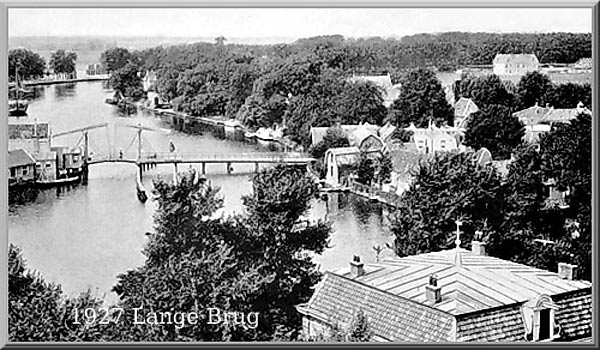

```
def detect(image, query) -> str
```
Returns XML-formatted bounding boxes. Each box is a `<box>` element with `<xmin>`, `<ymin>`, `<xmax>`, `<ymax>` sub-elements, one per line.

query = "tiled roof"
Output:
<box><xmin>493</xmin><ymin>54</ymin><xmax>539</xmax><ymax>65</ymax></box>
<box><xmin>8</xmin><ymin>149</ymin><xmax>36</xmax><ymax>168</ymax></box>
<box><xmin>301</xmin><ymin>272</ymin><xmax>455</xmax><ymax>342</ymax></box>
<box><xmin>457</xmin><ymin>304</ymin><xmax>525</xmax><ymax>342</ymax></box>
<box><xmin>513</xmin><ymin>105</ymin><xmax>589</xmax><ymax>125</ymax></box>
<box><xmin>554</xmin><ymin>290</ymin><xmax>592</xmax><ymax>340</ymax></box>
<box><xmin>513</xmin><ymin>105</ymin><xmax>552</xmax><ymax>125</ymax></box>
<box><xmin>331</xmin><ymin>248</ymin><xmax>591</xmax><ymax>316</ymax></box>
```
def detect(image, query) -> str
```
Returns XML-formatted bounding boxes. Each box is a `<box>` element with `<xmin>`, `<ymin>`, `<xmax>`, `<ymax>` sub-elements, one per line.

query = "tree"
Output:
<box><xmin>539</xmin><ymin>113</ymin><xmax>592</xmax><ymax>281</ymax></box>
<box><xmin>109</xmin><ymin>62</ymin><xmax>144</xmax><ymax>99</ymax></box>
<box><xmin>543</xmin><ymin>83</ymin><xmax>592</xmax><ymax>109</ymax></box>
<box><xmin>453</xmin><ymin>73</ymin><xmax>516</xmax><ymax>109</ymax></box>
<box><xmin>305</xmin><ymin>310</ymin><xmax>373</xmax><ymax>342</ymax></box>
<box><xmin>309</xmin><ymin>126</ymin><xmax>350</xmax><ymax>159</ymax></box>
<box><xmin>110</xmin><ymin>171</ymin><xmax>271</xmax><ymax>341</ymax></box>
<box><xmin>338</xmin><ymin>81</ymin><xmax>387</xmax><ymax>125</ymax></box>
<box><xmin>101</xmin><ymin>47</ymin><xmax>138</xmax><ymax>73</ymax></box>
<box><xmin>49</xmin><ymin>49</ymin><xmax>77</xmax><ymax>75</ymax></box>
<box><xmin>356</xmin><ymin>152</ymin><xmax>375</xmax><ymax>186</ymax></box>
<box><xmin>464</xmin><ymin>104</ymin><xmax>525</xmax><ymax>160</ymax></box>
<box><xmin>375</xmin><ymin>152</ymin><xmax>394</xmax><ymax>185</ymax></box>
<box><xmin>516</xmin><ymin>71</ymin><xmax>554</xmax><ymax>109</ymax></box>
<box><xmin>232</xmin><ymin>164</ymin><xmax>332</xmax><ymax>340</ymax></box>
<box><xmin>9</xmin><ymin>244</ymin><xmax>105</xmax><ymax>341</ymax></box>
<box><xmin>388</xmin><ymin>68</ymin><xmax>454</xmax><ymax>128</ymax></box>
<box><xmin>388</xmin><ymin>152</ymin><xmax>505</xmax><ymax>257</ymax></box>
<box><xmin>8</xmin><ymin>49</ymin><xmax>46</xmax><ymax>81</ymax></box>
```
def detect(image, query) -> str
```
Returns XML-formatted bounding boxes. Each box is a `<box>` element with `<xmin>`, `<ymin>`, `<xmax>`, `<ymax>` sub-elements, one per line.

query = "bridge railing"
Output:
<box><xmin>87</xmin><ymin>151</ymin><xmax>314</xmax><ymax>162</ymax></box>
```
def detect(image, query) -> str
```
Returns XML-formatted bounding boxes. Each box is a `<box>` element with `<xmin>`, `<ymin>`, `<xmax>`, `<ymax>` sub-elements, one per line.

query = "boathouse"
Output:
<box><xmin>298</xmin><ymin>238</ymin><xmax>591</xmax><ymax>342</ymax></box>
<box><xmin>8</xmin><ymin>149</ymin><xmax>36</xmax><ymax>185</ymax></box>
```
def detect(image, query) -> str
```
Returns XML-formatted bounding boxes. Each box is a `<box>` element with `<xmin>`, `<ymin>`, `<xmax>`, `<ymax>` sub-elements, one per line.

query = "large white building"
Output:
<box><xmin>492</xmin><ymin>54</ymin><xmax>539</xmax><ymax>76</ymax></box>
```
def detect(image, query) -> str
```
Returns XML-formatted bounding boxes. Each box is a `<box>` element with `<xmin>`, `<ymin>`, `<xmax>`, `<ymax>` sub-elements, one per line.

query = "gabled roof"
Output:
<box><xmin>299</xmin><ymin>272</ymin><xmax>455</xmax><ymax>342</ymax></box>
<box><xmin>512</xmin><ymin>105</ymin><xmax>552</xmax><ymax>125</ymax></box>
<box><xmin>454</xmin><ymin>97</ymin><xmax>479</xmax><ymax>120</ymax></box>
<box><xmin>329</xmin><ymin>248</ymin><xmax>590</xmax><ymax>316</ymax></box>
<box><xmin>513</xmin><ymin>104</ymin><xmax>590</xmax><ymax>125</ymax></box>
<box><xmin>493</xmin><ymin>54</ymin><xmax>539</xmax><ymax>65</ymax></box>
<box><xmin>379</xmin><ymin>122</ymin><xmax>397</xmax><ymax>141</ymax></box>
<box><xmin>325</xmin><ymin>146</ymin><xmax>360</xmax><ymax>166</ymax></box>
<box><xmin>8</xmin><ymin>149</ymin><xmax>36</xmax><ymax>168</ymax></box>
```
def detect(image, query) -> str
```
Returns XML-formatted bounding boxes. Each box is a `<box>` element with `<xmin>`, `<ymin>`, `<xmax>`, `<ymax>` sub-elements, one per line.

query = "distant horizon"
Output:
<box><xmin>9</xmin><ymin>8</ymin><xmax>592</xmax><ymax>40</ymax></box>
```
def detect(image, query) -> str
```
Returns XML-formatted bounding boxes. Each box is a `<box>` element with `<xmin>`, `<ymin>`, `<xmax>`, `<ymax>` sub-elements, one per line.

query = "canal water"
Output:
<box><xmin>8</xmin><ymin>81</ymin><xmax>395</xmax><ymax>303</ymax></box>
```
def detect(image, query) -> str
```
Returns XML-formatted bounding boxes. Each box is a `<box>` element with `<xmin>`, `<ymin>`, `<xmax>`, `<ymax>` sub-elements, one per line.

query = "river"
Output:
<box><xmin>8</xmin><ymin>81</ymin><xmax>395</xmax><ymax>303</ymax></box>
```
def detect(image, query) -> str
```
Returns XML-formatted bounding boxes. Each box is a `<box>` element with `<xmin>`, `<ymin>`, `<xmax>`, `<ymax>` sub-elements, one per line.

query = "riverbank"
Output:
<box><xmin>9</xmin><ymin>75</ymin><xmax>109</xmax><ymax>88</ymax></box>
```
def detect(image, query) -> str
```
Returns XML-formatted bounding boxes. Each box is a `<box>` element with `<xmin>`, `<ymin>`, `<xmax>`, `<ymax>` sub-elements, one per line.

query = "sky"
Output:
<box><xmin>9</xmin><ymin>8</ymin><xmax>593</xmax><ymax>42</ymax></box>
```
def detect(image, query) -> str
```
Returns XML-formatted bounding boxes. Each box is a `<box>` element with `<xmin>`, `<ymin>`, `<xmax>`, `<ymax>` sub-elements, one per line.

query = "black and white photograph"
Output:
<box><xmin>2</xmin><ymin>2</ymin><xmax>596</xmax><ymax>344</ymax></box>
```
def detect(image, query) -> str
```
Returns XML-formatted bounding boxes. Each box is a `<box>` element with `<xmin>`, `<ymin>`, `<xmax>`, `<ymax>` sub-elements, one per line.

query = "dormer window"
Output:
<box><xmin>522</xmin><ymin>295</ymin><xmax>560</xmax><ymax>342</ymax></box>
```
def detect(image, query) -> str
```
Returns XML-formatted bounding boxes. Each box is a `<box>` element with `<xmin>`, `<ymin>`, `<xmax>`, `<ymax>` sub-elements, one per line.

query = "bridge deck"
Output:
<box><xmin>86</xmin><ymin>152</ymin><xmax>315</xmax><ymax>165</ymax></box>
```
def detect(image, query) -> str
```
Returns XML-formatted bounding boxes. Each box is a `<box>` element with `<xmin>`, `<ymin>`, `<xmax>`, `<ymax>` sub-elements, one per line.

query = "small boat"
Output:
<box><xmin>136</xmin><ymin>172</ymin><xmax>148</xmax><ymax>203</ymax></box>
<box><xmin>35</xmin><ymin>175</ymin><xmax>80</xmax><ymax>188</ymax></box>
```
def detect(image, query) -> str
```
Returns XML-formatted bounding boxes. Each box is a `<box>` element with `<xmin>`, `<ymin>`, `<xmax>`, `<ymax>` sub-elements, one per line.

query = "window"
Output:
<box><xmin>10</xmin><ymin>168</ymin><xmax>16</xmax><ymax>177</ymax></box>
<box><xmin>22</xmin><ymin>168</ymin><xmax>29</xmax><ymax>176</ymax></box>
<box><xmin>522</xmin><ymin>295</ymin><xmax>560</xmax><ymax>342</ymax></box>
<box><xmin>46</xmin><ymin>162</ymin><xmax>52</xmax><ymax>168</ymax></box>
<box><xmin>72</xmin><ymin>154</ymin><xmax>79</xmax><ymax>162</ymax></box>
<box><xmin>538</xmin><ymin>309</ymin><xmax>551</xmax><ymax>340</ymax></box>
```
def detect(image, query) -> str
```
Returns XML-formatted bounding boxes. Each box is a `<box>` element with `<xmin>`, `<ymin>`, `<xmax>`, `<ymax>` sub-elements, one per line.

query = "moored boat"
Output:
<box><xmin>35</xmin><ymin>175</ymin><xmax>80</xmax><ymax>188</ymax></box>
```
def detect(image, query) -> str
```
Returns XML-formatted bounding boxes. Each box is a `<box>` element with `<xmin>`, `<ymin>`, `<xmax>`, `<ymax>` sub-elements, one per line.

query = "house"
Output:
<box><xmin>514</xmin><ymin>102</ymin><xmax>590</xmax><ymax>127</ymax></box>
<box><xmin>347</xmin><ymin>73</ymin><xmax>402</xmax><ymax>107</ymax></box>
<box><xmin>348</xmin><ymin>126</ymin><xmax>387</xmax><ymax>154</ymax></box>
<box><xmin>8</xmin><ymin>149</ymin><xmax>36</xmax><ymax>185</ymax></box>
<box><xmin>453</xmin><ymin>97</ymin><xmax>479</xmax><ymax>129</ymax></box>
<box><xmin>406</xmin><ymin>121</ymin><xmax>459</xmax><ymax>154</ymax></box>
<box><xmin>298</xmin><ymin>234</ymin><xmax>591</xmax><ymax>342</ymax></box>
<box><xmin>86</xmin><ymin>63</ymin><xmax>106</xmax><ymax>76</ymax></box>
<box><xmin>142</xmin><ymin>70</ymin><xmax>158</xmax><ymax>93</ymax></box>
<box><xmin>493</xmin><ymin>54</ymin><xmax>539</xmax><ymax>76</ymax></box>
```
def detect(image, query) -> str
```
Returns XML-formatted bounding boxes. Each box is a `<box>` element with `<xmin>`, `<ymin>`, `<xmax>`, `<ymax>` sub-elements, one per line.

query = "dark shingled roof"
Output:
<box><xmin>301</xmin><ymin>272</ymin><xmax>455</xmax><ymax>342</ymax></box>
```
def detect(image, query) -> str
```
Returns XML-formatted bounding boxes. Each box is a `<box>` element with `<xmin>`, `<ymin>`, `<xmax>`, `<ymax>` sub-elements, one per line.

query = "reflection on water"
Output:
<box><xmin>8</xmin><ymin>81</ymin><xmax>392</xmax><ymax>302</ymax></box>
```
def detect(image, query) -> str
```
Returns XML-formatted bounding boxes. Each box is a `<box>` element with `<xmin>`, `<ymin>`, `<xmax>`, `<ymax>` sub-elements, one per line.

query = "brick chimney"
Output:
<box><xmin>425</xmin><ymin>274</ymin><xmax>442</xmax><ymax>303</ymax></box>
<box><xmin>350</xmin><ymin>255</ymin><xmax>365</xmax><ymax>278</ymax></box>
<box><xmin>558</xmin><ymin>262</ymin><xmax>578</xmax><ymax>280</ymax></box>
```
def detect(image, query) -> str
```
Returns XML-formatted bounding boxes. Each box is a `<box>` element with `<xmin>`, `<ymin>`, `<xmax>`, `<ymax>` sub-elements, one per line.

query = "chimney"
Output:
<box><xmin>471</xmin><ymin>230</ymin><xmax>487</xmax><ymax>256</ymax></box>
<box><xmin>425</xmin><ymin>274</ymin><xmax>442</xmax><ymax>303</ymax></box>
<box><xmin>350</xmin><ymin>255</ymin><xmax>365</xmax><ymax>278</ymax></box>
<box><xmin>558</xmin><ymin>262</ymin><xmax>578</xmax><ymax>280</ymax></box>
<box><xmin>471</xmin><ymin>241</ymin><xmax>487</xmax><ymax>256</ymax></box>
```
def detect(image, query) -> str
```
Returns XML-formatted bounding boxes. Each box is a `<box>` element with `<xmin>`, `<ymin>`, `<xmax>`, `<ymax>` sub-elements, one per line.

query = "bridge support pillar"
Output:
<box><xmin>255</xmin><ymin>162</ymin><xmax>259</xmax><ymax>173</ymax></box>
<box><xmin>138</xmin><ymin>164</ymin><xmax>143</xmax><ymax>181</ymax></box>
<box><xmin>227</xmin><ymin>162</ymin><xmax>232</xmax><ymax>174</ymax></box>
<box><xmin>202</xmin><ymin>162</ymin><xmax>206</xmax><ymax>175</ymax></box>
<box><xmin>81</xmin><ymin>164</ymin><xmax>89</xmax><ymax>185</ymax></box>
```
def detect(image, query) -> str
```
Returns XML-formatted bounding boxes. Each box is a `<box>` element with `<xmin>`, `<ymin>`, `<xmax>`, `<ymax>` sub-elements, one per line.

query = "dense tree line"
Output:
<box><xmin>8</xmin><ymin>49</ymin><xmax>46</xmax><ymax>81</ymax></box>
